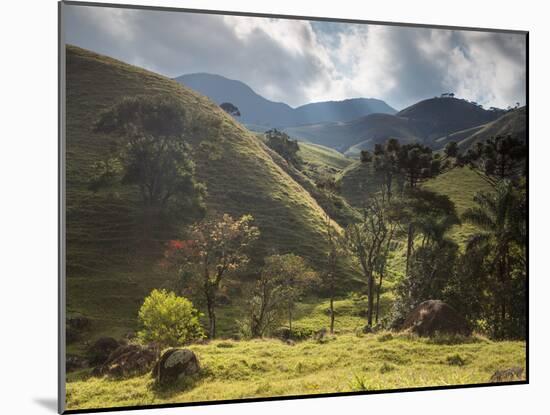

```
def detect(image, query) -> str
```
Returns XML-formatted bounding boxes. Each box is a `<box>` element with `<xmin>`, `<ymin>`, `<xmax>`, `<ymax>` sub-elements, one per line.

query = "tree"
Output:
<box><xmin>165</xmin><ymin>214</ymin><xmax>259</xmax><ymax>338</ymax></box>
<box><xmin>389</xmin><ymin>190</ymin><xmax>460</xmax><ymax>326</ymax></box>
<box><xmin>220</xmin><ymin>102</ymin><xmax>241</xmax><ymax>117</ymax></box>
<box><xmin>138</xmin><ymin>289</ymin><xmax>204</xmax><ymax>350</ymax></box>
<box><xmin>462</xmin><ymin>181</ymin><xmax>526</xmax><ymax>338</ymax></box>
<box><xmin>262</xmin><ymin>254</ymin><xmax>318</xmax><ymax>338</ymax></box>
<box><xmin>396</xmin><ymin>143</ymin><xmax>454</xmax><ymax>276</ymax></box>
<box><xmin>93</xmin><ymin>95</ymin><xmax>205</xmax><ymax>231</ymax></box>
<box><xmin>315</xmin><ymin>177</ymin><xmax>348</xmax><ymax>333</ymax></box>
<box><xmin>246</xmin><ymin>254</ymin><xmax>317</xmax><ymax>338</ymax></box>
<box><xmin>374</xmin><ymin>215</ymin><xmax>398</xmax><ymax>325</ymax></box>
<box><xmin>345</xmin><ymin>196</ymin><xmax>393</xmax><ymax>329</ymax></box>
<box><xmin>372</xmin><ymin>138</ymin><xmax>401</xmax><ymax>201</ymax></box>
<box><xmin>362</xmin><ymin>140</ymin><xmax>457</xmax><ymax>278</ymax></box>
<box><xmin>264</xmin><ymin>129</ymin><xmax>302</xmax><ymax>168</ymax></box>
<box><xmin>246</xmin><ymin>265</ymin><xmax>286</xmax><ymax>338</ymax></box>
<box><xmin>463</xmin><ymin>135</ymin><xmax>526</xmax><ymax>187</ymax></box>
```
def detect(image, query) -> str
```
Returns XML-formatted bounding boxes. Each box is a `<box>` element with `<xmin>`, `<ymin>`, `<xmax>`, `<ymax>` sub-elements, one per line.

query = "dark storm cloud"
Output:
<box><xmin>64</xmin><ymin>5</ymin><xmax>526</xmax><ymax>110</ymax></box>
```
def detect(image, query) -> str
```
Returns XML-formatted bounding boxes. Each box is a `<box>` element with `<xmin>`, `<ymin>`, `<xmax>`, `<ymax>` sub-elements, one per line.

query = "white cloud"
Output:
<box><xmin>65</xmin><ymin>5</ymin><xmax>526</xmax><ymax>110</ymax></box>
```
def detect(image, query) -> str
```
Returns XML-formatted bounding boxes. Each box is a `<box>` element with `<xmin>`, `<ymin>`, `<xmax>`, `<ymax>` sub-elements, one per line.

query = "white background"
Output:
<box><xmin>0</xmin><ymin>0</ymin><xmax>545</xmax><ymax>414</ymax></box>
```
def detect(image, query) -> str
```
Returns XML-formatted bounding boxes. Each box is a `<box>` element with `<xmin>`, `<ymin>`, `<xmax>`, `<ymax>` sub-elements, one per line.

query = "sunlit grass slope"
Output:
<box><xmin>298</xmin><ymin>142</ymin><xmax>354</xmax><ymax>172</ymax></box>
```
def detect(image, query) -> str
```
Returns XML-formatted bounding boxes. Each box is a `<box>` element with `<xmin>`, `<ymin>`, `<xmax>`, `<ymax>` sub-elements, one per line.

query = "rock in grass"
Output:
<box><xmin>66</xmin><ymin>315</ymin><xmax>91</xmax><ymax>344</ymax></box>
<box><xmin>67</xmin><ymin>315</ymin><xmax>91</xmax><ymax>331</ymax></box>
<box><xmin>93</xmin><ymin>344</ymin><xmax>157</xmax><ymax>378</ymax></box>
<box><xmin>314</xmin><ymin>328</ymin><xmax>328</xmax><ymax>341</ymax></box>
<box><xmin>153</xmin><ymin>349</ymin><xmax>200</xmax><ymax>386</ymax></box>
<box><xmin>87</xmin><ymin>337</ymin><xmax>120</xmax><ymax>366</ymax></box>
<box><xmin>490</xmin><ymin>367</ymin><xmax>525</xmax><ymax>382</ymax></box>
<box><xmin>66</xmin><ymin>355</ymin><xmax>88</xmax><ymax>372</ymax></box>
<box><xmin>401</xmin><ymin>300</ymin><xmax>471</xmax><ymax>337</ymax></box>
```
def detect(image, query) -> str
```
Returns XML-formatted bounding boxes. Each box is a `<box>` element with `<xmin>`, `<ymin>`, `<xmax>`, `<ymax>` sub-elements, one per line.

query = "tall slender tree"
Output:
<box><xmin>345</xmin><ymin>196</ymin><xmax>392</xmax><ymax>329</ymax></box>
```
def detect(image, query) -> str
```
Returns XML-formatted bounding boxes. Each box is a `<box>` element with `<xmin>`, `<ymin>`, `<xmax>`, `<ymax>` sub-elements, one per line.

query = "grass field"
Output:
<box><xmin>66</xmin><ymin>292</ymin><xmax>525</xmax><ymax>411</ymax></box>
<box><xmin>66</xmin><ymin>332</ymin><xmax>525</xmax><ymax>411</ymax></box>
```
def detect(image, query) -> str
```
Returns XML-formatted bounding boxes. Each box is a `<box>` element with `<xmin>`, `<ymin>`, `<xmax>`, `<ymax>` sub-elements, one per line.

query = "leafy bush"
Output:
<box><xmin>138</xmin><ymin>289</ymin><xmax>204</xmax><ymax>348</ymax></box>
<box><xmin>273</xmin><ymin>326</ymin><xmax>314</xmax><ymax>341</ymax></box>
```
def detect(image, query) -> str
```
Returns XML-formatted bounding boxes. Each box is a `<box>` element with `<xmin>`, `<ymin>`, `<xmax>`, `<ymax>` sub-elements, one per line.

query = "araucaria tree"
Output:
<box><xmin>463</xmin><ymin>135</ymin><xmax>526</xmax><ymax>187</ymax></box>
<box><xmin>362</xmin><ymin>141</ymin><xmax>457</xmax><ymax>277</ymax></box>
<box><xmin>165</xmin><ymin>214</ymin><xmax>259</xmax><ymax>338</ymax></box>
<box><xmin>93</xmin><ymin>95</ymin><xmax>205</xmax><ymax>234</ymax></box>
<box><xmin>396</xmin><ymin>143</ymin><xmax>452</xmax><ymax>276</ymax></box>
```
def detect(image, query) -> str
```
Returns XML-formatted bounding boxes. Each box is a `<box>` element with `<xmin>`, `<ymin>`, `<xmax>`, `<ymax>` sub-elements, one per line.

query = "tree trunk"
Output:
<box><xmin>375</xmin><ymin>272</ymin><xmax>383</xmax><ymax>325</ymax></box>
<box><xmin>405</xmin><ymin>224</ymin><xmax>414</xmax><ymax>277</ymax></box>
<box><xmin>496</xmin><ymin>255</ymin><xmax>507</xmax><ymax>339</ymax></box>
<box><xmin>206</xmin><ymin>291</ymin><xmax>216</xmax><ymax>339</ymax></box>
<box><xmin>367</xmin><ymin>272</ymin><xmax>374</xmax><ymax>328</ymax></box>
<box><xmin>288</xmin><ymin>304</ymin><xmax>293</xmax><ymax>339</ymax></box>
<box><xmin>329</xmin><ymin>297</ymin><xmax>335</xmax><ymax>334</ymax></box>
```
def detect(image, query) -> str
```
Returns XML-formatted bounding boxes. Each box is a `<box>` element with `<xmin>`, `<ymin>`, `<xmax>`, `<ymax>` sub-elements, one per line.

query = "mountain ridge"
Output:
<box><xmin>284</xmin><ymin>97</ymin><xmax>521</xmax><ymax>155</ymax></box>
<box><xmin>175</xmin><ymin>72</ymin><xmax>396</xmax><ymax>129</ymax></box>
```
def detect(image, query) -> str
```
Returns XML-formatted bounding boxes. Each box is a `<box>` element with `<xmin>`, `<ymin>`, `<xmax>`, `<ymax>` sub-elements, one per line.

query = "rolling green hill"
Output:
<box><xmin>298</xmin><ymin>142</ymin><xmax>354</xmax><ymax>172</ymax></box>
<box><xmin>455</xmin><ymin>107</ymin><xmax>526</xmax><ymax>149</ymax></box>
<box><xmin>433</xmin><ymin>107</ymin><xmax>526</xmax><ymax>150</ymax></box>
<box><xmin>65</xmin><ymin>45</ymin><xmax>342</xmax><ymax>341</ymax></box>
<box><xmin>396</xmin><ymin>97</ymin><xmax>501</xmax><ymax>140</ymax></box>
<box><xmin>284</xmin><ymin>113</ymin><xmax>421</xmax><ymax>153</ymax></box>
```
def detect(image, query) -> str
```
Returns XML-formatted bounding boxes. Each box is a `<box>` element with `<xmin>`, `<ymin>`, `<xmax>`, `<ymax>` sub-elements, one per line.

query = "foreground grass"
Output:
<box><xmin>66</xmin><ymin>333</ymin><xmax>525</xmax><ymax>411</ymax></box>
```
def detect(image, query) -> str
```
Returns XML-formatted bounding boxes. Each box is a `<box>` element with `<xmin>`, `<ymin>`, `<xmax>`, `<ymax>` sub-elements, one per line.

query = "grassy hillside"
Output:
<box><xmin>336</xmin><ymin>161</ymin><xmax>385</xmax><ymax>208</ymax></box>
<box><xmin>456</xmin><ymin>107</ymin><xmax>527</xmax><ymax>149</ymax></box>
<box><xmin>65</xmin><ymin>45</ymin><xmax>340</xmax><ymax>343</ymax></box>
<box><xmin>284</xmin><ymin>113</ymin><xmax>421</xmax><ymax>153</ymax></box>
<box><xmin>298</xmin><ymin>142</ymin><xmax>354</xmax><ymax>172</ymax></box>
<box><xmin>423</xmin><ymin>167</ymin><xmax>492</xmax><ymax>247</ymax></box>
<box><xmin>66</xmin><ymin>331</ymin><xmax>525</xmax><ymax>410</ymax></box>
<box><xmin>433</xmin><ymin>107</ymin><xmax>526</xmax><ymax>150</ymax></box>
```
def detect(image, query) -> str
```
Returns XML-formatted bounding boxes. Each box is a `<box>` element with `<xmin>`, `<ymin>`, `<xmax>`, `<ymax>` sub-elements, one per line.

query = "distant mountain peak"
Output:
<box><xmin>175</xmin><ymin>73</ymin><xmax>396</xmax><ymax>129</ymax></box>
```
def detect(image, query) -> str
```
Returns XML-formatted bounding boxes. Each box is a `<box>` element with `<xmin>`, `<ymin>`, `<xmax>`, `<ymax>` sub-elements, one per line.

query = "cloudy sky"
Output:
<box><xmin>64</xmin><ymin>5</ymin><xmax>527</xmax><ymax>110</ymax></box>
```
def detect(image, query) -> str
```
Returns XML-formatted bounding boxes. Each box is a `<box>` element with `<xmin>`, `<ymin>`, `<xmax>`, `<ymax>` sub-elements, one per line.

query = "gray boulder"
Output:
<box><xmin>87</xmin><ymin>337</ymin><xmax>120</xmax><ymax>366</ymax></box>
<box><xmin>153</xmin><ymin>349</ymin><xmax>200</xmax><ymax>386</ymax></box>
<box><xmin>401</xmin><ymin>300</ymin><xmax>471</xmax><ymax>337</ymax></box>
<box><xmin>490</xmin><ymin>367</ymin><xmax>525</xmax><ymax>382</ymax></box>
